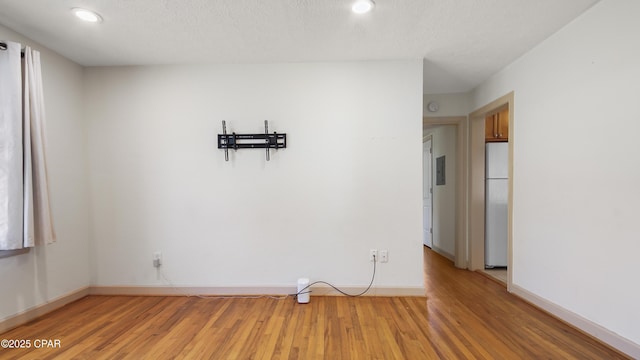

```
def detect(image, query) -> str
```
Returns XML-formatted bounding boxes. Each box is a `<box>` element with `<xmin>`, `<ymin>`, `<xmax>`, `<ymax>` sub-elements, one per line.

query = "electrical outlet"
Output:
<box><xmin>379</xmin><ymin>250</ymin><xmax>388</xmax><ymax>263</ymax></box>
<box><xmin>370</xmin><ymin>249</ymin><xmax>377</xmax><ymax>262</ymax></box>
<box><xmin>153</xmin><ymin>252</ymin><xmax>162</xmax><ymax>267</ymax></box>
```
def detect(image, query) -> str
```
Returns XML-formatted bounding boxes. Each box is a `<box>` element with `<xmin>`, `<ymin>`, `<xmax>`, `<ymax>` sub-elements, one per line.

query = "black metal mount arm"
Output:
<box><xmin>218</xmin><ymin>120</ymin><xmax>287</xmax><ymax>161</ymax></box>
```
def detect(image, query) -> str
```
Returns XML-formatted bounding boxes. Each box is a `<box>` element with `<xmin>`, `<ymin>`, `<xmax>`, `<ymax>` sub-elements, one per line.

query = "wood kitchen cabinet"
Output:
<box><xmin>485</xmin><ymin>108</ymin><xmax>509</xmax><ymax>142</ymax></box>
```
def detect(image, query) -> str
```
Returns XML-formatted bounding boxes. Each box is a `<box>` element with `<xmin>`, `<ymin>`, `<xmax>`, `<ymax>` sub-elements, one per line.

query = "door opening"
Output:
<box><xmin>468</xmin><ymin>92</ymin><xmax>514</xmax><ymax>290</ymax></box>
<box><xmin>423</xmin><ymin>138</ymin><xmax>433</xmax><ymax>248</ymax></box>
<box><xmin>422</xmin><ymin>117</ymin><xmax>466</xmax><ymax>268</ymax></box>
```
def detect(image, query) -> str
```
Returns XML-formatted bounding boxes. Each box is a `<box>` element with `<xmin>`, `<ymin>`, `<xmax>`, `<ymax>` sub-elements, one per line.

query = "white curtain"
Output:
<box><xmin>0</xmin><ymin>41</ymin><xmax>23</xmax><ymax>250</ymax></box>
<box><xmin>0</xmin><ymin>41</ymin><xmax>55</xmax><ymax>250</ymax></box>
<box><xmin>24</xmin><ymin>46</ymin><xmax>55</xmax><ymax>246</ymax></box>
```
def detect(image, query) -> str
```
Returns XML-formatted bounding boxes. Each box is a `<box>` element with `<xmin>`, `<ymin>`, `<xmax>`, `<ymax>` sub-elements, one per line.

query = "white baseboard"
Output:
<box><xmin>511</xmin><ymin>284</ymin><xmax>639</xmax><ymax>359</ymax></box>
<box><xmin>89</xmin><ymin>285</ymin><xmax>425</xmax><ymax>297</ymax></box>
<box><xmin>432</xmin><ymin>247</ymin><xmax>455</xmax><ymax>261</ymax></box>
<box><xmin>0</xmin><ymin>287</ymin><xmax>90</xmax><ymax>334</ymax></box>
<box><xmin>300</xmin><ymin>285</ymin><xmax>425</xmax><ymax>297</ymax></box>
<box><xmin>89</xmin><ymin>286</ymin><xmax>294</xmax><ymax>296</ymax></box>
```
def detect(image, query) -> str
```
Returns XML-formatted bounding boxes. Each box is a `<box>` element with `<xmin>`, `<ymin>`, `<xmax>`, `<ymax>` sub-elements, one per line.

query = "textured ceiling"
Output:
<box><xmin>0</xmin><ymin>0</ymin><xmax>598</xmax><ymax>93</ymax></box>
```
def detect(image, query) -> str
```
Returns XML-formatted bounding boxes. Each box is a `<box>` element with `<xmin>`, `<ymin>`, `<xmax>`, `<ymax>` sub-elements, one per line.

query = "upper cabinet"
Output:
<box><xmin>485</xmin><ymin>108</ymin><xmax>509</xmax><ymax>142</ymax></box>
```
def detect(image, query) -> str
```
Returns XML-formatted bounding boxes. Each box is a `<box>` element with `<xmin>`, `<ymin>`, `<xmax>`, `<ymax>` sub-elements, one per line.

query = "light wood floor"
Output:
<box><xmin>482</xmin><ymin>268</ymin><xmax>508</xmax><ymax>284</ymax></box>
<box><xmin>0</xmin><ymin>248</ymin><xmax>628</xmax><ymax>359</ymax></box>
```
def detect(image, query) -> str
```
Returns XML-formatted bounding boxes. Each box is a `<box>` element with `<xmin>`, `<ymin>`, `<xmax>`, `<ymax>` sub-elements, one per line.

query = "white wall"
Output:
<box><xmin>84</xmin><ymin>61</ymin><xmax>424</xmax><ymax>292</ymax></box>
<box><xmin>471</xmin><ymin>0</ymin><xmax>640</xmax><ymax>349</ymax></box>
<box><xmin>423</xmin><ymin>93</ymin><xmax>470</xmax><ymax>117</ymax></box>
<box><xmin>0</xmin><ymin>25</ymin><xmax>90</xmax><ymax>320</ymax></box>
<box><xmin>424</xmin><ymin>126</ymin><xmax>456</xmax><ymax>258</ymax></box>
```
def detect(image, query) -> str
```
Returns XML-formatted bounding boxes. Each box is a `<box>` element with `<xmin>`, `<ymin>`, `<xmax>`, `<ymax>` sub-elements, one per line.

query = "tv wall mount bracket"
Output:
<box><xmin>217</xmin><ymin>120</ymin><xmax>287</xmax><ymax>161</ymax></box>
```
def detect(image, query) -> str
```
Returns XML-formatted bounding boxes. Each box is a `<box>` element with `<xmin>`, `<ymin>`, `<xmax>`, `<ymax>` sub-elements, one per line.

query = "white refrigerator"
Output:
<box><xmin>485</xmin><ymin>143</ymin><xmax>508</xmax><ymax>268</ymax></box>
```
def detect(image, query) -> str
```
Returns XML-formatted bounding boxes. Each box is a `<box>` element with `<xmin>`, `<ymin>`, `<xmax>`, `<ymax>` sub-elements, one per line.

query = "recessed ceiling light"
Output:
<box><xmin>352</xmin><ymin>0</ymin><xmax>375</xmax><ymax>14</ymax></box>
<box><xmin>72</xmin><ymin>8</ymin><xmax>103</xmax><ymax>23</ymax></box>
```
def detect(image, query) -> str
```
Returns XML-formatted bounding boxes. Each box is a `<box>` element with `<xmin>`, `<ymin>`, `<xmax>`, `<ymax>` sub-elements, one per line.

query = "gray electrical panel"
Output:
<box><xmin>436</xmin><ymin>156</ymin><xmax>445</xmax><ymax>185</ymax></box>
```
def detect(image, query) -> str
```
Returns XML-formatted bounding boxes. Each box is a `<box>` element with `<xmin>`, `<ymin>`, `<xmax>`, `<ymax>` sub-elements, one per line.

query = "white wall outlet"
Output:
<box><xmin>370</xmin><ymin>249</ymin><xmax>378</xmax><ymax>262</ymax></box>
<box><xmin>153</xmin><ymin>252</ymin><xmax>162</xmax><ymax>267</ymax></box>
<box><xmin>379</xmin><ymin>250</ymin><xmax>388</xmax><ymax>263</ymax></box>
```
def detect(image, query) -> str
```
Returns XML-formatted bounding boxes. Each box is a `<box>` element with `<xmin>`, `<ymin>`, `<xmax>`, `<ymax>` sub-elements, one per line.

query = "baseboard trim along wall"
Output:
<box><xmin>511</xmin><ymin>284</ymin><xmax>640</xmax><ymax>359</ymax></box>
<box><xmin>432</xmin><ymin>247</ymin><xmax>455</xmax><ymax>262</ymax></box>
<box><xmin>88</xmin><ymin>285</ymin><xmax>426</xmax><ymax>297</ymax></box>
<box><xmin>0</xmin><ymin>287</ymin><xmax>90</xmax><ymax>334</ymax></box>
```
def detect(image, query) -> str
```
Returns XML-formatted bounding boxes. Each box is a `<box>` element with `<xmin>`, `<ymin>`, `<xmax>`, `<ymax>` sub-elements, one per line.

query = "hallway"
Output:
<box><xmin>422</xmin><ymin>246</ymin><xmax>627</xmax><ymax>358</ymax></box>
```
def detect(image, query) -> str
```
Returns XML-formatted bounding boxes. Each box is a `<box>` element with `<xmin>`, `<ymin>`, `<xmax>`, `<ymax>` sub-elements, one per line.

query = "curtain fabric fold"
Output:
<box><xmin>25</xmin><ymin>47</ymin><xmax>55</xmax><ymax>246</ymax></box>
<box><xmin>0</xmin><ymin>40</ymin><xmax>55</xmax><ymax>251</ymax></box>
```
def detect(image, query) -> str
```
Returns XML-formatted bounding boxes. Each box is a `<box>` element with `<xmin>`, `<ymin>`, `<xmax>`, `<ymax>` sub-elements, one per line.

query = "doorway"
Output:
<box><xmin>422</xmin><ymin>116</ymin><xmax>466</xmax><ymax>268</ymax></box>
<box><xmin>423</xmin><ymin>138</ymin><xmax>432</xmax><ymax>248</ymax></box>
<box><xmin>468</xmin><ymin>92</ymin><xmax>514</xmax><ymax>290</ymax></box>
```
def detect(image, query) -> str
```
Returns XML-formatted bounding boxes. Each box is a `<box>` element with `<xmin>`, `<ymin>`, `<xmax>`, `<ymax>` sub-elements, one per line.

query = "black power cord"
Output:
<box><xmin>293</xmin><ymin>254</ymin><xmax>377</xmax><ymax>300</ymax></box>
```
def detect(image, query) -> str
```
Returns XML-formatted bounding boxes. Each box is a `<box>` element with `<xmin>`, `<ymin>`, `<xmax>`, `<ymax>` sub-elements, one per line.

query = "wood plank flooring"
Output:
<box><xmin>0</xmin><ymin>248</ymin><xmax>629</xmax><ymax>359</ymax></box>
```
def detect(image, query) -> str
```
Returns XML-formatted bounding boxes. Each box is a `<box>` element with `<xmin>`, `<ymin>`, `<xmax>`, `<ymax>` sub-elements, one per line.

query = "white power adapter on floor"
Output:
<box><xmin>297</xmin><ymin>278</ymin><xmax>310</xmax><ymax>304</ymax></box>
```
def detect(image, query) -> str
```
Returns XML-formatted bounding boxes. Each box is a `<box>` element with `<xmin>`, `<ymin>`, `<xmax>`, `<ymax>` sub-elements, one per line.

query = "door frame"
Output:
<box><xmin>468</xmin><ymin>92</ymin><xmax>514</xmax><ymax>291</ymax></box>
<box><xmin>422</xmin><ymin>135</ymin><xmax>433</xmax><ymax>248</ymax></box>
<box><xmin>422</xmin><ymin>116</ymin><xmax>467</xmax><ymax>269</ymax></box>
